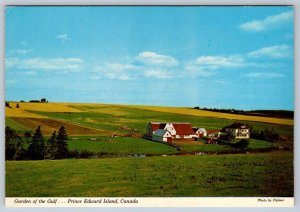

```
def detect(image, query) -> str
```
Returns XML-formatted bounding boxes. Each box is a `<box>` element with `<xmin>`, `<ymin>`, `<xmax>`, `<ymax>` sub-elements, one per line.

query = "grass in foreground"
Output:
<box><xmin>6</xmin><ymin>151</ymin><xmax>293</xmax><ymax>197</ymax></box>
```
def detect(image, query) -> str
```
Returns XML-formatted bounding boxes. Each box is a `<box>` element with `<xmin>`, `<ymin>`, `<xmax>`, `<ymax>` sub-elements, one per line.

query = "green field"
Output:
<box><xmin>6</xmin><ymin>151</ymin><xmax>293</xmax><ymax>197</ymax></box>
<box><xmin>15</xmin><ymin>105</ymin><xmax>293</xmax><ymax>139</ymax></box>
<box><xmin>68</xmin><ymin>136</ymin><xmax>177</xmax><ymax>155</ymax></box>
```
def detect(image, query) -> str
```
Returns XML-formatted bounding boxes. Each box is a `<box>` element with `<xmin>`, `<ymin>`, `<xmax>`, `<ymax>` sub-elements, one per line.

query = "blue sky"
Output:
<box><xmin>5</xmin><ymin>6</ymin><xmax>294</xmax><ymax>110</ymax></box>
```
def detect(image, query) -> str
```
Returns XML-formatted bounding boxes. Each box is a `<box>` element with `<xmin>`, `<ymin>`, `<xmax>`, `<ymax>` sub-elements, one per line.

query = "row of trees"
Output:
<box><xmin>5</xmin><ymin>125</ymin><xmax>68</xmax><ymax>160</ymax></box>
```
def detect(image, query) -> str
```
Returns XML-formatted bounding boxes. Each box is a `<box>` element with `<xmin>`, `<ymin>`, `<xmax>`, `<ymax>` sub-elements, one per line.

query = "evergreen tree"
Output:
<box><xmin>45</xmin><ymin>131</ymin><xmax>57</xmax><ymax>159</ymax></box>
<box><xmin>55</xmin><ymin>126</ymin><xmax>69</xmax><ymax>159</ymax></box>
<box><xmin>5</xmin><ymin>126</ymin><xmax>25</xmax><ymax>160</ymax></box>
<box><xmin>27</xmin><ymin>126</ymin><xmax>44</xmax><ymax>160</ymax></box>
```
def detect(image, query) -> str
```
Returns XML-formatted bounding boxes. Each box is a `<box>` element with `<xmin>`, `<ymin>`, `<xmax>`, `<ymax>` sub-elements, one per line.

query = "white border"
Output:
<box><xmin>4</xmin><ymin>197</ymin><xmax>295</xmax><ymax>207</ymax></box>
<box><xmin>0</xmin><ymin>0</ymin><xmax>299</xmax><ymax>211</ymax></box>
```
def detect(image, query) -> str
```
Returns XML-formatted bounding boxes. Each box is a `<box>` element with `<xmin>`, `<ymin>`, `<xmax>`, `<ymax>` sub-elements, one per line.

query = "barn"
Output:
<box><xmin>146</xmin><ymin>122</ymin><xmax>196</xmax><ymax>140</ymax></box>
<box><xmin>172</xmin><ymin>123</ymin><xmax>196</xmax><ymax>139</ymax></box>
<box><xmin>152</xmin><ymin>129</ymin><xmax>173</xmax><ymax>143</ymax></box>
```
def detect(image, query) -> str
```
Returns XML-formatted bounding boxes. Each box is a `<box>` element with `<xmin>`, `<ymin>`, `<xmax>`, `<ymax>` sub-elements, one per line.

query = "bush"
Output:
<box><xmin>79</xmin><ymin>150</ymin><xmax>94</xmax><ymax>158</ymax></box>
<box><xmin>68</xmin><ymin>150</ymin><xmax>80</xmax><ymax>158</ymax></box>
<box><xmin>236</xmin><ymin>139</ymin><xmax>249</xmax><ymax>150</ymax></box>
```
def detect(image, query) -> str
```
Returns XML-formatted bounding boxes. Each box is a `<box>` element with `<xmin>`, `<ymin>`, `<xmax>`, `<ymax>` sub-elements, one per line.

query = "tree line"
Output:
<box><xmin>5</xmin><ymin>126</ymin><xmax>68</xmax><ymax>160</ymax></box>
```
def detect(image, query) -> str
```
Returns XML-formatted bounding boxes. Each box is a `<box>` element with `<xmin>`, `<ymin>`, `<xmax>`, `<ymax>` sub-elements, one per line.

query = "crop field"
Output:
<box><xmin>127</xmin><ymin>105</ymin><xmax>294</xmax><ymax>125</ymax></box>
<box><xmin>6</xmin><ymin>151</ymin><xmax>293</xmax><ymax>197</ymax></box>
<box><xmin>5</xmin><ymin>102</ymin><xmax>294</xmax><ymax>139</ymax></box>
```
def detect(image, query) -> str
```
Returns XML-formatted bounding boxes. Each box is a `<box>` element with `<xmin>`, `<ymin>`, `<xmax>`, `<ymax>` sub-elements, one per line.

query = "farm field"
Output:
<box><xmin>6</xmin><ymin>151</ymin><xmax>293</xmax><ymax>197</ymax></box>
<box><xmin>66</xmin><ymin>137</ymin><xmax>278</xmax><ymax>155</ymax></box>
<box><xmin>173</xmin><ymin>138</ymin><xmax>278</xmax><ymax>153</ymax></box>
<box><xmin>5</xmin><ymin>102</ymin><xmax>294</xmax><ymax>139</ymax></box>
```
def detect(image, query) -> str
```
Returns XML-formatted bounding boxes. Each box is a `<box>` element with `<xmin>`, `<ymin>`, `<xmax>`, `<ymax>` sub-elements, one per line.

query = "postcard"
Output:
<box><xmin>4</xmin><ymin>5</ymin><xmax>294</xmax><ymax>207</ymax></box>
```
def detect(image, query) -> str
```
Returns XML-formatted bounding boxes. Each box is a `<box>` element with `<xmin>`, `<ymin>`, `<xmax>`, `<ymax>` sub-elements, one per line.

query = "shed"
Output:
<box><xmin>152</xmin><ymin>129</ymin><xmax>173</xmax><ymax>143</ymax></box>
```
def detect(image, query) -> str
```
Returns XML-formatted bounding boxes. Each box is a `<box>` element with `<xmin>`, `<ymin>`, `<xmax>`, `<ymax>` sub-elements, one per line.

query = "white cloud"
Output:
<box><xmin>240</xmin><ymin>10</ymin><xmax>293</xmax><ymax>32</ymax></box>
<box><xmin>56</xmin><ymin>34</ymin><xmax>68</xmax><ymax>42</ymax></box>
<box><xmin>185</xmin><ymin>63</ymin><xmax>217</xmax><ymax>77</ymax></box>
<box><xmin>136</xmin><ymin>51</ymin><xmax>178</xmax><ymax>67</ymax></box>
<box><xmin>245</xmin><ymin>72</ymin><xmax>284</xmax><ymax>78</ymax></box>
<box><xmin>248</xmin><ymin>45</ymin><xmax>292</xmax><ymax>59</ymax></box>
<box><xmin>193</xmin><ymin>55</ymin><xmax>245</xmax><ymax>68</ymax></box>
<box><xmin>14</xmin><ymin>49</ymin><xmax>33</xmax><ymax>55</ymax></box>
<box><xmin>144</xmin><ymin>70</ymin><xmax>173</xmax><ymax>79</ymax></box>
<box><xmin>184</xmin><ymin>55</ymin><xmax>246</xmax><ymax>77</ymax></box>
<box><xmin>94</xmin><ymin>64</ymin><xmax>135</xmax><ymax>81</ymax></box>
<box><xmin>105</xmin><ymin>63</ymin><xmax>140</xmax><ymax>71</ymax></box>
<box><xmin>5</xmin><ymin>57</ymin><xmax>83</xmax><ymax>72</ymax></box>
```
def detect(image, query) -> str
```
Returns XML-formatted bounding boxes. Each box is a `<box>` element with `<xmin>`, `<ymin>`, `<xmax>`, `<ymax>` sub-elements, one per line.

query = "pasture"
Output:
<box><xmin>68</xmin><ymin>136</ymin><xmax>177</xmax><ymax>155</ymax></box>
<box><xmin>6</xmin><ymin>151</ymin><xmax>293</xmax><ymax>197</ymax></box>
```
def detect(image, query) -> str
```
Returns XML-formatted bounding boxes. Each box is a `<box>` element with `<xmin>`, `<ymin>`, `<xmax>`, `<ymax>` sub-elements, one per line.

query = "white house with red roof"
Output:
<box><xmin>146</xmin><ymin>122</ymin><xmax>196</xmax><ymax>141</ymax></box>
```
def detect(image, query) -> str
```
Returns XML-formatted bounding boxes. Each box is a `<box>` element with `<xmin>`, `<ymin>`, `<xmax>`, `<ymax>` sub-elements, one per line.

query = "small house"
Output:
<box><xmin>152</xmin><ymin>129</ymin><xmax>173</xmax><ymax>143</ymax></box>
<box><xmin>206</xmin><ymin>130</ymin><xmax>221</xmax><ymax>139</ymax></box>
<box><xmin>193</xmin><ymin>128</ymin><xmax>207</xmax><ymax>138</ymax></box>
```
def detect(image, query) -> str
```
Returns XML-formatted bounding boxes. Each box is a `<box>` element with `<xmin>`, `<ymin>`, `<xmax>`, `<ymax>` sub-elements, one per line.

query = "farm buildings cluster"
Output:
<box><xmin>146</xmin><ymin>121</ymin><xmax>250</xmax><ymax>143</ymax></box>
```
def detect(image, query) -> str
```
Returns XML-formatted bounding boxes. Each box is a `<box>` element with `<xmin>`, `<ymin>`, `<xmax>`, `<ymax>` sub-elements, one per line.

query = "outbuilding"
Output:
<box><xmin>152</xmin><ymin>129</ymin><xmax>173</xmax><ymax>143</ymax></box>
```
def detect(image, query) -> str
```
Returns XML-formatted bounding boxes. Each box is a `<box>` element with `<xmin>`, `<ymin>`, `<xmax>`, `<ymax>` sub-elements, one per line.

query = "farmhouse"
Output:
<box><xmin>193</xmin><ymin>128</ymin><xmax>207</xmax><ymax>138</ymax></box>
<box><xmin>222</xmin><ymin>122</ymin><xmax>250</xmax><ymax>139</ymax></box>
<box><xmin>146</xmin><ymin>122</ymin><xmax>196</xmax><ymax>141</ymax></box>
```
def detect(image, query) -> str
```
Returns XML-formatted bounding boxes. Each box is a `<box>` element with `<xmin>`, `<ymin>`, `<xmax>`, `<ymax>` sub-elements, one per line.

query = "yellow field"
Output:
<box><xmin>5</xmin><ymin>107</ymin><xmax>45</xmax><ymax>118</ymax></box>
<box><xmin>5</xmin><ymin>102</ymin><xmax>293</xmax><ymax>126</ymax></box>
<box><xmin>6</xmin><ymin>102</ymin><xmax>82</xmax><ymax>114</ymax></box>
<box><xmin>128</xmin><ymin>105</ymin><xmax>293</xmax><ymax>126</ymax></box>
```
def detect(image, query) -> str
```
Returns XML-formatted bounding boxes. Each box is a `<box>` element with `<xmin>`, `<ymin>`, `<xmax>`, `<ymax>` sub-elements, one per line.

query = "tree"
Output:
<box><xmin>16</xmin><ymin>103</ymin><xmax>20</xmax><ymax>108</ymax></box>
<box><xmin>41</xmin><ymin>98</ymin><xmax>47</xmax><ymax>103</ymax></box>
<box><xmin>45</xmin><ymin>131</ymin><xmax>57</xmax><ymax>159</ymax></box>
<box><xmin>27</xmin><ymin>126</ymin><xmax>44</xmax><ymax>160</ymax></box>
<box><xmin>5</xmin><ymin>126</ymin><xmax>26</xmax><ymax>160</ymax></box>
<box><xmin>55</xmin><ymin>126</ymin><xmax>69</xmax><ymax>159</ymax></box>
<box><xmin>5</xmin><ymin>102</ymin><xmax>10</xmax><ymax>108</ymax></box>
<box><xmin>236</xmin><ymin>139</ymin><xmax>249</xmax><ymax>150</ymax></box>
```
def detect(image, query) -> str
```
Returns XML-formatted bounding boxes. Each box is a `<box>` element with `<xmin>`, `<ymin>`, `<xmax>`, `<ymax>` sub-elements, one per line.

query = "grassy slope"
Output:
<box><xmin>6</xmin><ymin>151</ymin><xmax>293</xmax><ymax>197</ymax></box>
<box><xmin>26</xmin><ymin>106</ymin><xmax>293</xmax><ymax>138</ymax></box>
<box><xmin>68</xmin><ymin>137</ymin><xmax>177</xmax><ymax>155</ymax></box>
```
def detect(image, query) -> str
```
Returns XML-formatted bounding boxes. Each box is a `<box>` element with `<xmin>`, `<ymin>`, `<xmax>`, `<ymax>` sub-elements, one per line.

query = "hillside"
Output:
<box><xmin>5</xmin><ymin>102</ymin><xmax>293</xmax><ymax>138</ymax></box>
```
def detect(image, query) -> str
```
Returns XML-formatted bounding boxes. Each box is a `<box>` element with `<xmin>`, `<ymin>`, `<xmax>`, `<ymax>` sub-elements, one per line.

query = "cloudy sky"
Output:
<box><xmin>5</xmin><ymin>6</ymin><xmax>294</xmax><ymax>110</ymax></box>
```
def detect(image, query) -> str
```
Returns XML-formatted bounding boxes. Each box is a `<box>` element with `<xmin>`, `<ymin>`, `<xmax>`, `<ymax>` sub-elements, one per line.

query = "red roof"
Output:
<box><xmin>149</xmin><ymin>123</ymin><xmax>166</xmax><ymax>132</ymax></box>
<box><xmin>173</xmin><ymin>123</ymin><xmax>195</xmax><ymax>135</ymax></box>
<box><xmin>148</xmin><ymin>122</ymin><xmax>195</xmax><ymax>135</ymax></box>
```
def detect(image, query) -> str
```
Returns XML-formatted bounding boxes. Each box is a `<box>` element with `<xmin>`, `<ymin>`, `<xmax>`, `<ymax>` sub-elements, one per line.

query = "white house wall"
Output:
<box><xmin>164</xmin><ymin>123</ymin><xmax>176</xmax><ymax>136</ymax></box>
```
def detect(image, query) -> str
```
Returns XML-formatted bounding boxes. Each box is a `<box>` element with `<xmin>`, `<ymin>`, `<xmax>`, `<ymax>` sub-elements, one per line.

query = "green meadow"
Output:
<box><xmin>6</xmin><ymin>151</ymin><xmax>293</xmax><ymax>197</ymax></box>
